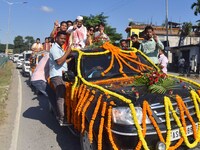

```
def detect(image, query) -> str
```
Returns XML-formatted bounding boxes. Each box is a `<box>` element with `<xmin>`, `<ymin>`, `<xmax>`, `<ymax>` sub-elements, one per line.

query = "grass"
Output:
<box><xmin>0</xmin><ymin>61</ymin><xmax>13</xmax><ymax>125</ymax></box>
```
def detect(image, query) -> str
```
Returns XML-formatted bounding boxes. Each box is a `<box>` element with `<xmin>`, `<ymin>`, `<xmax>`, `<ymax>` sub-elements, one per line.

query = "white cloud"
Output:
<box><xmin>40</xmin><ymin>6</ymin><xmax>54</xmax><ymax>13</ymax></box>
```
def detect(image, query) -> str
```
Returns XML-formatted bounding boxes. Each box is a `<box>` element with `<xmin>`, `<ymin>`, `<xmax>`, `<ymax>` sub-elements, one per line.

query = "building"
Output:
<box><xmin>125</xmin><ymin>22</ymin><xmax>200</xmax><ymax>73</ymax></box>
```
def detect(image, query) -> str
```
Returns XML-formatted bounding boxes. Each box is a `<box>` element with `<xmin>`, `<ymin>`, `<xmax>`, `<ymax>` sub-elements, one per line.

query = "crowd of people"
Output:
<box><xmin>30</xmin><ymin>16</ymin><xmax>169</xmax><ymax>126</ymax></box>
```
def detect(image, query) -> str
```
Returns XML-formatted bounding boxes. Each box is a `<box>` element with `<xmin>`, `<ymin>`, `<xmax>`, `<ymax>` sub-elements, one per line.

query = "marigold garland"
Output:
<box><xmin>81</xmin><ymin>95</ymin><xmax>95</xmax><ymax>133</ymax></box>
<box><xmin>78</xmin><ymin>84</ymin><xmax>84</xmax><ymax>98</ymax></box>
<box><xmin>69</xmin><ymin>45</ymin><xmax>200</xmax><ymax>150</ymax></box>
<box><xmin>107</xmin><ymin>106</ymin><xmax>118</xmax><ymax>150</ymax></box>
<box><xmin>88</xmin><ymin>94</ymin><xmax>103</xmax><ymax>143</ymax></box>
<box><xmin>98</xmin><ymin>102</ymin><xmax>107</xmax><ymax>150</ymax></box>
<box><xmin>101</xmin><ymin>53</ymin><xmax>114</xmax><ymax>76</ymax></box>
<box><xmin>65</xmin><ymin>82</ymin><xmax>72</xmax><ymax>123</ymax></box>
<box><xmin>77</xmin><ymin>89</ymin><xmax>90</xmax><ymax>130</ymax></box>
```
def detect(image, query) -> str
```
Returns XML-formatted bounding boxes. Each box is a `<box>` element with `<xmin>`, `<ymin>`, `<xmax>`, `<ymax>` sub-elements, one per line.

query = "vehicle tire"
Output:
<box><xmin>80</xmin><ymin>130</ymin><xmax>97</xmax><ymax>150</ymax></box>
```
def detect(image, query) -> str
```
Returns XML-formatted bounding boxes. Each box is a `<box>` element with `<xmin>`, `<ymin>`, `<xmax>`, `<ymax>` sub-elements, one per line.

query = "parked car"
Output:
<box><xmin>48</xmin><ymin>42</ymin><xmax>200</xmax><ymax>150</ymax></box>
<box><xmin>21</xmin><ymin>51</ymin><xmax>32</xmax><ymax>77</ymax></box>
<box><xmin>13</xmin><ymin>53</ymin><xmax>19</xmax><ymax>63</ymax></box>
<box><xmin>22</xmin><ymin>60</ymin><xmax>31</xmax><ymax>77</ymax></box>
<box><xmin>16</xmin><ymin>54</ymin><xmax>24</xmax><ymax>69</ymax></box>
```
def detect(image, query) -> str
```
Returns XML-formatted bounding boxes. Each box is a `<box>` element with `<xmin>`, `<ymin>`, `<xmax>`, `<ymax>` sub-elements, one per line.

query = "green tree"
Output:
<box><xmin>13</xmin><ymin>36</ymin><xmax>24</xmax><ymax>53</ymax></box>
<box><xmin>24</xmin><ymin>36</ymin><xmax>35</xmax><ymax>50</ymax></box>
<box><xmin>0</xmin><ymin>44</ymin><xmax>14</xmax><ymax>53</ymax></box>
<box><xmin>83</xmin><ymin>13</ymin><xmax>122</xmax><ymax>43</ymax></box>
<box><xmin>182</xmin><ymin>22</ymin><xmax>193</xmax><ymax>36</ymax></box>
<box><xmin>191</xmin><ymin>0</ymin><xmax>200</xmax><ymax>16</ymax></box>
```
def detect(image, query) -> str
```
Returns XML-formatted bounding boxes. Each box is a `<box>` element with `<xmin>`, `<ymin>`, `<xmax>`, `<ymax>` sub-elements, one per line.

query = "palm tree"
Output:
<box><xmin>191</xmin><ymin>0</ymin><xmax>200</xmax><ymax>16</ymax></box>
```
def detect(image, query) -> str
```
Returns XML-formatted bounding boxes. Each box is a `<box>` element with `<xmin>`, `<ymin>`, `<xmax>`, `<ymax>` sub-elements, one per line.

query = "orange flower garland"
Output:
<box><xmin>67</xmin><ymin>44</ymin><xmax>200</xmax><ymax>150</ymax></box>
<box><xmin>81</xmin><ymin>95</ymin><xmax>95</xmax><ymax>133</ymax></box>
<box><xmin>98</xmin><ymin>102</ymin><xmax>107</xmax><ymax>150</ymax></box>
<box><xmin>101</xmin><ymin>53</ymin><xmax>114</xmax><ymax>76</ymax></box>
<box><xmin>107</xmin><ymin>105</ymin><xmax>118</xmax><ymax>150</ymax></box>
<box><xmin>88</xmin><ymin>94</ymin><xmax>103</xmax><ymax>143</ymax></box>
<box><xmin>65</xmin><ymin>82</ymin><xmax>72</xmax><ymax>123</ymax></box>
<box><xmin>78</xmin><ymin>84</ymin><xmax>84</xmax><ymax>98</ymax></box>
<box><xmin>77</xmin><ymin>89</ymin><xmax>90</xmax><ymax>131</ymax></box>
<box><xmin>100</xmin><ymin>42</ymin><xmax>154</xmax><ymax>77</ymax></box>
<box><xmin>197</xmin><ymin>90</ymin><xmax>200</xmax><ymax>96</ymax></box>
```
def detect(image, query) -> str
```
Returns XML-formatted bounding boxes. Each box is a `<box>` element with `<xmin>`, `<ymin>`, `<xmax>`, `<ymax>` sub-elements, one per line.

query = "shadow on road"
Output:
<box><xmin>23</xmin><ymin>94</ymin><xmax>81</xmax><ymax>150</ymax></box>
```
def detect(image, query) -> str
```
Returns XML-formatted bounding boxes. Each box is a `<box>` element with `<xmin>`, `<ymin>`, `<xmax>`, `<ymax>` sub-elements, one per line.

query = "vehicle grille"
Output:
<box><xmin>150</xmin><ymin>97</ymin><xmax>196</xmax><ymax>123</ymax></box>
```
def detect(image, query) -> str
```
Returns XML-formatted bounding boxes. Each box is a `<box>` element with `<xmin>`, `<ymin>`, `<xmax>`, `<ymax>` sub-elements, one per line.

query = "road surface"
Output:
<box><xmin>0</xmin><ymin>67</ymin><xmax>81</xmax><ymax>150</ymax></box>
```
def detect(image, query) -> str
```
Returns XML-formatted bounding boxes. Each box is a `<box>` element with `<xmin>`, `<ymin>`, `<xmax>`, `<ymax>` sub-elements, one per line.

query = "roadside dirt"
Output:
<box><xmin>0</xmin><ymin>67</ymin><xmax>18</xmax><ymax>150</ymax></box>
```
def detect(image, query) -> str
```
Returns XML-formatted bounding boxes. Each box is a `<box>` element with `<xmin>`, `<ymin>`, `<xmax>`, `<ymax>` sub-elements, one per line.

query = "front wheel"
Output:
<box><xmin>80</xmin><ymin>131</ymin><xmax>97</xmax><ymax>150</ymax></box>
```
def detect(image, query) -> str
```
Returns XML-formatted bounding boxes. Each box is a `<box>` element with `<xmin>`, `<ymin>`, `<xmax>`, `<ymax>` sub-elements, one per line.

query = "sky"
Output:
<box><xmin>0</xmin><ymin>0</ymin><xmax>199</xmax><ymax>44</ymax></box>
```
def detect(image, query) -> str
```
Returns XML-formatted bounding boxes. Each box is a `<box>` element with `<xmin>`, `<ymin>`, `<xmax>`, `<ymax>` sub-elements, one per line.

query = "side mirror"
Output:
<box><xmin>62</xmin><ymin>70</ymin><xmax>75</xmax><ymax>82</ymax></box>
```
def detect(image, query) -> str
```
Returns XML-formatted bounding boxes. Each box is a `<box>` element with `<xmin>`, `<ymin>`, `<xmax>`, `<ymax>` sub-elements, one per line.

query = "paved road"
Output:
<box><xmin>0</xmin><ymin>67</ymin><xmax>81</xmax><ymax>150</ymax></box>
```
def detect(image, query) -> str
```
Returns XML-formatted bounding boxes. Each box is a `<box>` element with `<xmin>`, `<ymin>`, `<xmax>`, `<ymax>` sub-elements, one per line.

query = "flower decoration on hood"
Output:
<box><xmin>129</xmin><ymin>71</ymin><xmax>176</xmax><ymax>94</ymax></box>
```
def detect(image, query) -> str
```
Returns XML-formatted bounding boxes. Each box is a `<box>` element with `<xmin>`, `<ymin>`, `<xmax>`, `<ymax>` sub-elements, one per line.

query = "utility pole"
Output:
<box><xmin>165</xmin><ymin>0</ymin><xmax>169</xmax><ymax>50</ymax></box>
<box><xmin>3</xmin><ymin>0</ymin><xmax>28</xmax><ymax>54</ymax></box>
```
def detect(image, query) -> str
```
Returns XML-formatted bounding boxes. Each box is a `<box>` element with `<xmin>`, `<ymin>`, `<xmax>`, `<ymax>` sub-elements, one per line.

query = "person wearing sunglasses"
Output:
<box><xmin>86</xmin><ymin>26</ymin><xmax>95</xmax><ymax>46</ymax></box>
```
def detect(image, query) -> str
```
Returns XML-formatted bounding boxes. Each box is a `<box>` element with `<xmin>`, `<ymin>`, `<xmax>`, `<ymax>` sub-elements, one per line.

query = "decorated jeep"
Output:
<box><xmin>62</xmin><ymin>42</ymin><xmax>200</xmax><ymax>150</ymax></box>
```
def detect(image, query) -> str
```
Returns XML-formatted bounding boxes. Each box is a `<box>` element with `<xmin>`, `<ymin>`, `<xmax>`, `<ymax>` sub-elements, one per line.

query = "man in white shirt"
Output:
<box><xmin>158</xmin><ymin>49</ymin><xmax>168</xmax><ymax>74</ymax></box>
<box><xmin>68</xmin><ymin>16</ymin><xmax>87</xmax><ymax>49</ymax></box>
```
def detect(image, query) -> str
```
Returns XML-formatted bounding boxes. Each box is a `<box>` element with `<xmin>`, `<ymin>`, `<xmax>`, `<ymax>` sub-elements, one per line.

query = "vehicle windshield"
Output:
<box><xmin>81</xmin><ymin>52</ymin><xmax>156</xmax><ymax>80</ymax></box>
<box><xmin>19</xmin><ymin>56</ymin><xmax>23</xmax><ymax>59</ymax></box>
<box><xmin>25</xmin><ymin>54</ymin><xmax>31</xmax><ymax>61</ymax></box>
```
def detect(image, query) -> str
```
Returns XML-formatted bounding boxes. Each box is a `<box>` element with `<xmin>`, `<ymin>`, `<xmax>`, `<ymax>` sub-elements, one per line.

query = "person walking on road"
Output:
<box><xmin>49</xmin><ymin>31</ymin><xmax>72</xmax><ymax>126</ymax></box>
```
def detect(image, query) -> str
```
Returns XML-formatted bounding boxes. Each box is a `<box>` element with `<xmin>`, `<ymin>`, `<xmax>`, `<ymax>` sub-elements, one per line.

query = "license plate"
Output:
<box><xmin>170</xmin><ymin>123</ymin><xmax>198</xmax><ymax>141</ymax></box>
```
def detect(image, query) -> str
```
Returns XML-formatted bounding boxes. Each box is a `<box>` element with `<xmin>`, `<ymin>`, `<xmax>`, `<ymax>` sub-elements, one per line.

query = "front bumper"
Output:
<box><xmin>111</xmin><ymin>119</ymin><xmax>198</xmax><ymax>149</ymax></box>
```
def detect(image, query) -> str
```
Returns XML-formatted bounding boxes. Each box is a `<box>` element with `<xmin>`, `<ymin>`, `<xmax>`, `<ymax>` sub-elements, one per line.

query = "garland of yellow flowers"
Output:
<box><xmin>71</xmin><ymin>76</ymin><xmax>78</xmax><ymax>100</ymax></box>
<box><xmin>69</xmin><ymin>45</ymin><xmax>200</xmax><ymax>150</ymax></box>
<box><xmin>164</xmin><ymin>92</ymin><xmax>200</xmax><ymax>149</ymax></box>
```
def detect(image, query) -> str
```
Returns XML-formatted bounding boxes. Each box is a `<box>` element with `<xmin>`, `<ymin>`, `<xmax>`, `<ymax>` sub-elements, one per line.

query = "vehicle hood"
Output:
<box><xmin>98</xmin><ymin>77</ymin><xmax>200</xmax><ymax>106</ymax></box>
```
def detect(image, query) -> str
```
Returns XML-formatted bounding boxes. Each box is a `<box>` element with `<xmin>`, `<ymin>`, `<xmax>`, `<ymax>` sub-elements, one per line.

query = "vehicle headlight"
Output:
<box><xmin>112</xmin><ymin>107</ymin><xmax>150</xmax><ymax>125</ymax></box>
<box><xmin>156</xmin><ymin>142</ymin><xmax>166</xmax><ymax>150</ymax></box>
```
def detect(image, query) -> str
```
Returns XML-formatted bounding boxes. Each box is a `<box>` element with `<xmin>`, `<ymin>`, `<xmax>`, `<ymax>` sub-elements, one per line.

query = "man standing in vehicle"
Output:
<box><xmin>31</xmin><ymin>38</ymin><xmax>43</xmax><ymax>52</ymax></box>
<box><xmin>68</xmin><ymin>16</ymin><xmax>87</xmax><ymax>49</ymax></box>
<box><xmin>140</xmin><ymin>25</ymin><xmax>164</xmax><ymax>65</ymax></box>
<box><xmin>49</xmin><ymin>31</ymin><xmax>72</xmax><ymax>126</ymax></box>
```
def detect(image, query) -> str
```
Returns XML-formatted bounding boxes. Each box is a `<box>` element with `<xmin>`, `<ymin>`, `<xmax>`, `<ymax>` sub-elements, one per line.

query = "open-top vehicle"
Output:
<box><xmin>52</xmin><ymin>42</ymin><xmax>200</xmax><ymax>150</ymax></box>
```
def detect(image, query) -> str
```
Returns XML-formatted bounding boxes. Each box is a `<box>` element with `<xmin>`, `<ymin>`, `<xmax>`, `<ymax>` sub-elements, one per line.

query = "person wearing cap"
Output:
<box><xmin>68</xmin><ymin>16</ymin><xmax>87</xmax><ymax>49</ymax></box>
